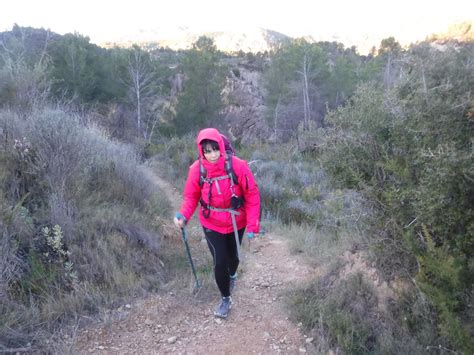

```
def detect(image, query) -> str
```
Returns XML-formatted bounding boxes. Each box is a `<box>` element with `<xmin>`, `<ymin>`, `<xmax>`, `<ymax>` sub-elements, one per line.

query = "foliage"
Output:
<box><xmin>263</xmin><ymin>39</ymin><xmax>330</xmax><ymax>133</ymax></box>
<box><xmin>1</xmin><ymin>24</ymin><xmax>473</xmax><ymax>353</ymax></box>
<box><xmin>0</xmin><ymin>27</ymin><xmax>52</xmax><ymax>112</ymax></box>
<box><xmin>316</xmin><ymin>42</ymin><xmax>474</xmax><ymax>352</ymax></box>
<box><xmin>49</xmin><ymin>33</ymin><xmax>106</xmax><ymax>102</ymax></box>
<box><xmin>122</xmin><ymin>45</ymin><xmax>173</xmax><ymax>139</ymax></box>
<box><xmin>248</xmin><ymin>143</ymin><xmax>368</xmax><ymax>233</ymax></box>
<box><xmin>263</xmin><ymin>39</ymin><xmax>383</xmax><ymax>139</ymax></box>
<box><xmin>0</xmin><ymin>107</ymin><xmax>170</xmax><ymax>349</ymax></box>
<box><xmin>149</xmin><ymin>133</ymin><xmax>197</xmax><ymax>188</ymax></box>
<box><xmin>172</xmin><ymin>36</ymin><xmax>227</xmax><ymax>134</ymax></box>
<box><xmin>287</xmin><ymin>271</ymin><xmax>426</xmax><ymax>354</ymax></box>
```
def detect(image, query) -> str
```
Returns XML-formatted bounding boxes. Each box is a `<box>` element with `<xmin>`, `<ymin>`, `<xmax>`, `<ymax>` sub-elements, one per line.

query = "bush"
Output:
<box><xmin>287</xmin><ymin>269</ymin><xmax>428</xmax><ymax>354</ymax></box>
<box><xmin>149</xmin><ymin>133</ymin><xmax>197</xmax><ymax>188</ymax></box>
<box><xmin>315</xmin><ymin>43</ymin><xmax>474</xmax><ymax>352</ymax></box>
<box><xmin>0</xmin><ymin>107</ymin><xmax>171</xmax><ymax>350</ymax></box>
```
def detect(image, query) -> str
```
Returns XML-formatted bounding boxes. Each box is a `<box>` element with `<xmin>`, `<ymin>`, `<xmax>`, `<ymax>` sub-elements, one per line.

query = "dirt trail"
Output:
<box><xmin>73</xmin><ymin>168</ymin><xmax>315</xmax><ymax>354</ymax></box>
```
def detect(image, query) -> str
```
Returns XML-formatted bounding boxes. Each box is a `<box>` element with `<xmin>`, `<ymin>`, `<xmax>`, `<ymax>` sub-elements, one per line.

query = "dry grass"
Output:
<box><xmin>0</xmin><ymin>108</ymin><xmax>172</xmax><ymax>350</ymax></box>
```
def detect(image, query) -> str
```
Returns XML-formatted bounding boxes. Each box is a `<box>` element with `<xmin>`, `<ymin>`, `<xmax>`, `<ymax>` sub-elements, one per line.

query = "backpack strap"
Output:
<box><xmin>199</xmin><ymin>153</ymin><xmax>238</xmax><ymax>187</ymax></box>
<box><xmin>198</xmin><ymin>153</ymin><xmax>244</xmax><ymax>218</ymax></box>
<box><xmin>224</xmin><ymin>152</ymin><xmax>238</xmax><ymax>185</ymax></box>
<box><xmin>199</xmin><ymin>157</ymin><xmax>207</xmax><ymax>187</ymax></box>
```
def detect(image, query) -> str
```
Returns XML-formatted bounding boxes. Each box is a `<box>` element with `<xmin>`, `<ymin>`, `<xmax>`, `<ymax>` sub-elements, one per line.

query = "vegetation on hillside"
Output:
<box><xmin>0</xmin><ymin>24</ymin><xmax>472</xmax><ymax>353</ymax></box>
<box><xmin>290</xmin><ymin>42</ymin><xmax>474</xmax><ymax>353</ymax></box>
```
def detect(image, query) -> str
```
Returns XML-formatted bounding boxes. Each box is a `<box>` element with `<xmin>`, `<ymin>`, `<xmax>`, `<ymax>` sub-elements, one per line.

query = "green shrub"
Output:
<box><xmin>288</xmin><ymin>272</ymin><xmax>378</xmax><ymax>354</ymax></box>
<box><xmin>288</xmin><ymin>269</ymin><xmax>429</xmax><ymax>354</ymax></box>
<box><xmin>315</xmin><ymin>43</ymin><xmax>474</xmax><ymax>352</ymax></box>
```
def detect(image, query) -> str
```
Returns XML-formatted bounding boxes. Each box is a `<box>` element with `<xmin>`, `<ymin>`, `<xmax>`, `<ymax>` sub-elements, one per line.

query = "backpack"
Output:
<box><xmin>199</xmin><ymin>134</ymin><xmax>242</xmax><ymax>217</ymax></box>
<box><xmin>221</xmin><ymin>134</ymin><xmax>236</xmax><ymax>156</ymax></box>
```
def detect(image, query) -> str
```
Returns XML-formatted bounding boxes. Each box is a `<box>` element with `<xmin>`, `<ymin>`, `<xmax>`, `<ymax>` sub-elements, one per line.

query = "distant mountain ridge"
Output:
<box><xmin>428</xmin><ymin>21</ymin><xmax>474</xmax><ymax>43</ymax></box>
<box><xmin>98</xmin><ymin>21</ymin><xmax>474</xmax><ymax>54</ymax></box>
<box><xmin>100</xmin><ymin>26</ymin><xmax>290</xmax><ymax>53</ymax></box>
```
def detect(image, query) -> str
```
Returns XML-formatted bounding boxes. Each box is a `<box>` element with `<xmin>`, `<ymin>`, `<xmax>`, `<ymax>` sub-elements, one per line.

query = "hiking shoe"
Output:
<box><xmin>214</xmin><ymin>296</ymin><xmax>232</xmax><ymax>318</ymax></box>
<box><xmin>229</xmin><ymin>274</ymin><xmax>237</xmax><ymax>294</ymax></box>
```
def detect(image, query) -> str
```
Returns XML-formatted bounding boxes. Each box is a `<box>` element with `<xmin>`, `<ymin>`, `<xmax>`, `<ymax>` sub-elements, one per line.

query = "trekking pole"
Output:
<box><xmin>181</xmin><ymin>227</ymin><xmax>201</xmax><ymax>290</ymax></box>
<box><xmin>208</xmin><ymin>206</ymin><xmax>243</xmax><ymax>260</ymax></box>
<box><xmin>230</xmin><ymin>211</ymin><xmax>241</xmax><ymax>261</ymax></box>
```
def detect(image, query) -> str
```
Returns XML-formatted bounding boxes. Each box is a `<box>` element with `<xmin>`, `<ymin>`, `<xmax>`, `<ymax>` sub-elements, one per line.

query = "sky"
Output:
<box><xmin>1</xmin><ymin>0</ymin><xmax>473</xmax><ymax>50</ymax></box>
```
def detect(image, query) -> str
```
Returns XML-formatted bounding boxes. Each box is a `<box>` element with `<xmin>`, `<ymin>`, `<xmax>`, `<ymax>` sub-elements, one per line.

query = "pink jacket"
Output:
<box><xmin>179</xmin><ymin>128</ymin><xmax>261</xmax><ymax>234</ymax></box>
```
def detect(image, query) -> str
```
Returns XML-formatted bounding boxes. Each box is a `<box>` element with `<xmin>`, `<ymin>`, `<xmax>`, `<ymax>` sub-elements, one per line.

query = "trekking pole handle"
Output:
<box><xmin>174</xmin><ymin>211</ymin><xmax>186</xmax><ymax>226</ymax></box>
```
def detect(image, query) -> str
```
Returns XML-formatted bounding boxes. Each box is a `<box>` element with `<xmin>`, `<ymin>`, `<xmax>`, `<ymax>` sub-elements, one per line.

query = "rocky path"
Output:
<box><xmin>74</xmin><ymin>234</ymin><xmax>314</xmax><ymax>354</ymax></box>
<box><xmin>72</xmin><ymin>167</ymin><xmax>315</xmax><ymax>354</ymax></box>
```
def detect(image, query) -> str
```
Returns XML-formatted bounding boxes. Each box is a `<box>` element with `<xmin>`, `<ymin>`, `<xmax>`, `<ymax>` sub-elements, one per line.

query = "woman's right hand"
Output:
<box><xmin>174</xmin><ymin>212</ymin><xmax>186</xmax><ymax>229</ymax></box>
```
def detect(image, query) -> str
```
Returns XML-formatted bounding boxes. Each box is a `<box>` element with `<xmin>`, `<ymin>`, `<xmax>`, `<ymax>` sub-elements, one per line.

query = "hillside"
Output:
<box><xmin>1</xmin><ymin>23</ymin><xmax>473</xmax><ymax>354</ymax></box>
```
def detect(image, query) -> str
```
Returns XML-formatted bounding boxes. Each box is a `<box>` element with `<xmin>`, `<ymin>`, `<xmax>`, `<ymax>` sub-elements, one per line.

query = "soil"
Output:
<box><xmin>72</xmin><ymin>166</ymin><xmax>315</xmax><ymax>354</ymax></box>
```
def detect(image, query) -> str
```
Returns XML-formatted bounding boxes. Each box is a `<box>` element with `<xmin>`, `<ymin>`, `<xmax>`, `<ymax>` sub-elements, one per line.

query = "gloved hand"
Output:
<box><xmin>173</xmin><ymin>212</ymin><xmax>186</xmax><ymax>229</ymax></box>
<box><xmin>246</xmin><ymin>232</ymin><xmax>255</xmax><ymax>239</ymax></box>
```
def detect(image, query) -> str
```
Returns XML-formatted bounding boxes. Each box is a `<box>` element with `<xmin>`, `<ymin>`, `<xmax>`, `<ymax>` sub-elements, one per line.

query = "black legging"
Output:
<box><xmin>203</xmin><ymin>227</ymin><xmax>245</xmax><ymax>297</ymax></box>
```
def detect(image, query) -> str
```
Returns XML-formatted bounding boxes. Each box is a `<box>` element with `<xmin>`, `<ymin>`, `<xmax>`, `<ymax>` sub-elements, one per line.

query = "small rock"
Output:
<box><xmin>125</xmin><ymin>304</ymin><xmax>131</xmax><ymax>309</ymax></box>
<box><xmin>215</xmin><ymin>318</ymin><xmax>223</xmax><ymax>325</ymax></box>
<box><xmin>306</xmin><ymin>337</ymin><xmax>314</xmax><ymax>343</ymax></box>
<box><xmin>299</xmin><ymin>347</ymin><xmax>307</xmax><ymax>353</ymax></box>
<box><xmin>167</xmin><ymin>336</ymin><xmax>177</xmax><ymax>344</ymax></box>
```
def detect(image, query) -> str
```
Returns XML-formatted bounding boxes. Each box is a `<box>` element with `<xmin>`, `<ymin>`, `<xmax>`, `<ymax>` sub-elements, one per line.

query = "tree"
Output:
<box><xmin>125</xmin><ymin>45</ymin><xmax>156</xmax><ymax>135</ymax></box>
<box><xmin>173</xmin><ymin>36</ymin><xmax>226</xmax><ymax>134</ymax></box>
<box><xmin>321</xmin><ymin>42</ymin><xmax>474</xmax><ymax>352</ymax></box>
<box><xmin>49</xmin><ymin>33</ymin><xmax>97</xmax><ymax>101</ymax></box>
<box><xmin>378</xmin><ymin>37</ymin><xmax>403</xmax><ymax>88</ymax></box>
<box><xmin>0</xmin><ymin>25</ymin><xmax>52</xmax><ymax>111</ymax></box>
<box><xmin>299</xmin><ymin>49</ymin><xmax>312</xmax><ymax>130</ymax></box>
<box><xmin>264</xmin><ymin>39</ymin><xmax>330</xmax><ymax>135</ymax></box>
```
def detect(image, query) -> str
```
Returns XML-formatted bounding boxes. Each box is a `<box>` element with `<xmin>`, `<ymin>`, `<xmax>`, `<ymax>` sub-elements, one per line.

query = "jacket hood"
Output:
<box><xmin>196</xmin><ymin>128</ymin><xmax>225</xmax><ymax>158</ymax></box>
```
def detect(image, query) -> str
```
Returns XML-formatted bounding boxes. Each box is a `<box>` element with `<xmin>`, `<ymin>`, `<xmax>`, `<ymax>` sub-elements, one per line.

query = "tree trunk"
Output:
<box><xmin>127</xmin><ymin>48</ymin><xmax>154</xmax><ymax>137</ymax></box>
<box><xmin>301</xmin><ymin>53</ymin><xmax>312</xmax><ymax>130</ymax></box>
<box><xmin>274</xmin><ymin>95</ymin><xmax>281</xmax><ymax>138</ymax></box>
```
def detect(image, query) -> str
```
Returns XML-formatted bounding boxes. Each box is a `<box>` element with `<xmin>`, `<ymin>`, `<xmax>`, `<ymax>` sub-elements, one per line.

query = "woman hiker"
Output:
<box><xmin>173</xmin><ymin>128</ymin><xmax>261</xmax><ymax>318</ymax></box>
